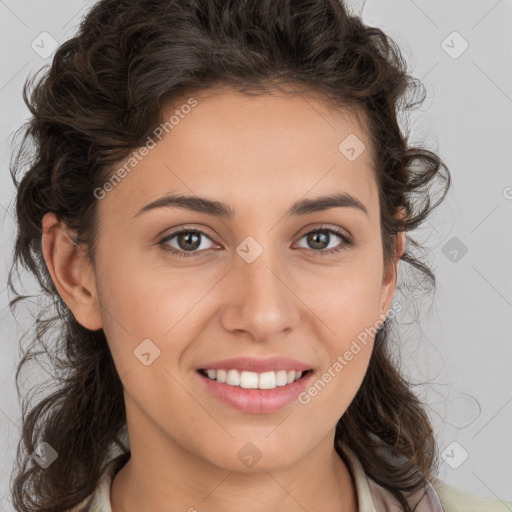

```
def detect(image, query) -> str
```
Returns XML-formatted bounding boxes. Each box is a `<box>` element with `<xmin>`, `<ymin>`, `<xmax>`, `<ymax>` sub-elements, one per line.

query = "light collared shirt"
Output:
<box><xmin>79</xmin><ymin>445</ymin><xmax>510</xmax><ymax>512</ymax></box>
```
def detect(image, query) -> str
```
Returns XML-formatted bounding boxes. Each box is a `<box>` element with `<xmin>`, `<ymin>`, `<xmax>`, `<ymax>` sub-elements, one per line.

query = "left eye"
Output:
<box><xmin>295</xmin><ymin>228</ymin><xmax>351</xmax><ymax>255</ymax></box>
<box><xmin>158</xmin><ymin>227</ymin><xmax>352</xmax><ymax>258</ymax></box>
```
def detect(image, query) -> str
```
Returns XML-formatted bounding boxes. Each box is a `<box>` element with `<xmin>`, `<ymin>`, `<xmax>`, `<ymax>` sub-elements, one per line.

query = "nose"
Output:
<box><xmin>220</xmin><ymin>243</ymin><xmax>301</xmax><ymax>342</ymax></box>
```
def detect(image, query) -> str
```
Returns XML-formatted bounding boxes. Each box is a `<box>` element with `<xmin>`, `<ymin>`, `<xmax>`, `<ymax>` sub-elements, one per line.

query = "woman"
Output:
<box><xmin>8</xmin><ymin>0</ymin><xmax>509</xmax><ymax>511</ymax></box>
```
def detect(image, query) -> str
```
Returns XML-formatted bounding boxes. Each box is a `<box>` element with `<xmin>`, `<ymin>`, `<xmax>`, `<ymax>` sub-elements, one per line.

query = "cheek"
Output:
<box><xmin>97</xmin><ymin>239</ymin><xmax>191</xmax><ymax>335</ymax></box>
<box><xmin>297</xmin><ymin>250</ymin><xmax>383</xmax><ymax>407</ymax></box>
<box><xmin>306</xmin><ymin>253</ymin><xmax>384</xmax><ymax>338</ymax></box>
<box><xmin>298</xmin><ymin>295</ymin><xmax>378</xmax><ymax>424</ymax></box>
<box><xmin>97</xmin><ymin>254</ymin><xmax>216</xmax><ymax>381</ymax></box>
<box><xmin>95</xmin><ymin>261</ymin><xmax>201</xmax><ymax>424</ymax></box>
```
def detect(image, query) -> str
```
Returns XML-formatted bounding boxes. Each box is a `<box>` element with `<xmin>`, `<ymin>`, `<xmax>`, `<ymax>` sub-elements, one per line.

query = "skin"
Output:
<box><xmin>42</xmin><ymin>85</ymin><xmax>405</xmax><ymax>512</ymax></box>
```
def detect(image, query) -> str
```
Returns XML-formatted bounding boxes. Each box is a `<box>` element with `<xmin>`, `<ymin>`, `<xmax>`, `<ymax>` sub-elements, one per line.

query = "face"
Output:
<box><xmin>43</xmin><ymin>86</ymin><xmax>403</xmax><ymax>473</ymax></box>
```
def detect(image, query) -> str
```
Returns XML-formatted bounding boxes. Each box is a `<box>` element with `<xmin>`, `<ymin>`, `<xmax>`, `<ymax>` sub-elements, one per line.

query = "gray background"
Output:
<box><xmin>1</xmin><ymin>0</ymin><xmax>511</xmax><ymax>508</ymax></box>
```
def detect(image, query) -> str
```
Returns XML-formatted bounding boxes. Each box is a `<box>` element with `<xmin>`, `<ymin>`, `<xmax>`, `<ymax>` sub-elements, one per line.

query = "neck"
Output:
<box><xmin>110</xmin><ymin>431</ymin><xmax>357</xmax><ymax>512</ymax></box>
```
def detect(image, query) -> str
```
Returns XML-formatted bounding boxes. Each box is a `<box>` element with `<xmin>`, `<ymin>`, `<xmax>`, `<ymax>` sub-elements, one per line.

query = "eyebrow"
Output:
<box><xmin>133</xmin><ymin>192</ymin><xmax>368</xmax><ymax>219</ymax></box>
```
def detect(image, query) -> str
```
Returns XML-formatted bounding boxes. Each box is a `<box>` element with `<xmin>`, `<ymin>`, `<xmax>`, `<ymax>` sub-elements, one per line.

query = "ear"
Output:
<box><xmin>378</xmin><ymin>208</ymin><xmax>406</xmax><ymax>320</ymax></box>
<box><xmin>41</xmin><ymin>212</ymin><xmax>103</xmax><ymax>331</ymax></box>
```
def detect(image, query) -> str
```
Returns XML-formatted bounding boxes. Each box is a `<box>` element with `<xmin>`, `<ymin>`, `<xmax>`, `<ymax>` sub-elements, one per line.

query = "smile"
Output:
<box><xmin>199</xmin><ymin>368</ymin><xmax>308</xmax><ymax>389</ymax></box>
<box><xmin>197</xmin><ymin>368</ymin><xmax>314</xmax><ymax>414</ymax></box>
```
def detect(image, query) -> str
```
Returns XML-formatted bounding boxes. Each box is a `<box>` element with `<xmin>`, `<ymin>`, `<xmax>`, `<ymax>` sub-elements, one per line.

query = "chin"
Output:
<box><xmin>200</xmin><ymin>437</ymin><xmax>309</xmax><ymax>474</ymax></box>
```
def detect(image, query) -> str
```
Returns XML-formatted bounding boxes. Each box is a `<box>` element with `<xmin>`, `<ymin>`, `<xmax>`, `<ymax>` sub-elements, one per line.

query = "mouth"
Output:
<box><xmin>197</xmin><ymin>368</ymin><xmax>313</xmax><ymax>390</ymax></box>
<box><xmin>196</xmin><ymin>367</ymin><xmax>314</xmax><ymax>414</ymax></box>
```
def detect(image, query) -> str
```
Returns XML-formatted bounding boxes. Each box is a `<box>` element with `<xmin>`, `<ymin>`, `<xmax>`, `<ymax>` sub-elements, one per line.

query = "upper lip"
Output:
<box><xmin>197</xmin><ymin>357</ymin><xmax>312</xmax><ymax>373</ymax></box>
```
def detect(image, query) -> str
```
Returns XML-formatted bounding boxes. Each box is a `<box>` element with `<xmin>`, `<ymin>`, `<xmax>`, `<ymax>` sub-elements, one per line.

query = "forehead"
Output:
<box><xmin>100</xmin><ymin>87</ymin><xmax>378</xmax><ymax>222</ymax></box>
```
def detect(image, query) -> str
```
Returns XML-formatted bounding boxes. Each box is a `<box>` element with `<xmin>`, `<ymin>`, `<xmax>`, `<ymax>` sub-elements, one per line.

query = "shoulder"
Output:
<box><xmin>339</xmin><ymin>443</ymin><xmax>510</xmax><ymax>512</ymax></box>
<box><xmin>431</xmin><ymin>478</ymin><xmax>512</xmax><ymax>512</ymax></box>
<box><xmin>68</xmin><ymin>453</ymin><xmax>129</xmax><ymax>512</ymax></box>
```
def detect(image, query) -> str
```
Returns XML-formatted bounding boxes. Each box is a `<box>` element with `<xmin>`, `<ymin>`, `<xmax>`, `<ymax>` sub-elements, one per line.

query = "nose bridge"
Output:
<box><xmin>224</xmin><ymin>232</ymin><xmax>300</xmax><ymax>338</ymax></box>
<box><xmin>237</xmin><ymin>233</ymin><xmax>287</xmax><ymax>303</ymax></box>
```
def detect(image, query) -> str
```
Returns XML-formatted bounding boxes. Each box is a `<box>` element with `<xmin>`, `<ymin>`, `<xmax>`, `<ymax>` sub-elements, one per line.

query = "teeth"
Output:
<box><xmin>258</xmin><ymin>371</ymin><xmax>276</xmax><ymax>389</ymax></box>
<box><xmin>275</xmin><ymin>370</ymin><xmax>288</xmax><ymax>386</ymax></box>
<box><xmin>240</xmin><ymin>371</ymin><xmax>259</xmax><ymax>389</ymax></box>
<box><xmin>226</xmin><ymin>369</ymin><xmax>240</xmax><ymax>386</ymax></box>
<box><xmin>202</xmin><ymin>368</ymin><xmax>306</xmax><ymax>389</ymax></box>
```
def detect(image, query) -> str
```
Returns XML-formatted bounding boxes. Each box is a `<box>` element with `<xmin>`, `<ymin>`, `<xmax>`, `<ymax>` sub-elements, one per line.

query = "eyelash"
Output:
<box><xmin>157</xmin><ymin>225</ymin><xmax>353</xmax><ymax>259</ymax></box>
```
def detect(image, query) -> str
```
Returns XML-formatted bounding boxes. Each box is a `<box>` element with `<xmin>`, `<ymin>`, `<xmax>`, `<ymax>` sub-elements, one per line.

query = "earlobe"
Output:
<box><xmin>41</xmin><ymin>212</ymin><xmax>103</xmax><ymax>331</ymax></box>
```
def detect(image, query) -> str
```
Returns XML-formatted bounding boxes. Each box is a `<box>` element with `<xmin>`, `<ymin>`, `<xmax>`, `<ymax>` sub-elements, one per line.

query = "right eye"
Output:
<box><xmin>158</xmin><ymin>229</ymin><xmax>217</xmax><ymax>258</ymax></box>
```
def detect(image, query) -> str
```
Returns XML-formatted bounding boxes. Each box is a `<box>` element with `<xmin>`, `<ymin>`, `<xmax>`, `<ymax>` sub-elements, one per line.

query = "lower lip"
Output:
<box><xmin>197</xmin><ymin>370</ymin><xmax>314</xmax><ymax>414</ymax></box>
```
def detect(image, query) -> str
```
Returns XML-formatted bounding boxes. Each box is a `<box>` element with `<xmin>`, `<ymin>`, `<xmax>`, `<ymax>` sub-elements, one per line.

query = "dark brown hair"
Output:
<box><xmin>8</xmin><ymin>1</ymin><xmax>450</xmax><ymax>511</ymax></box>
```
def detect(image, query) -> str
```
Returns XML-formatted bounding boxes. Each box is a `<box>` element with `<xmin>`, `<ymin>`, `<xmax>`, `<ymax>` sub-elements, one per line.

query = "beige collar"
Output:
<box><xmin>340</xmin><ymin>443</ymin><xmax>445</xmax><ymax>511</ymax></box>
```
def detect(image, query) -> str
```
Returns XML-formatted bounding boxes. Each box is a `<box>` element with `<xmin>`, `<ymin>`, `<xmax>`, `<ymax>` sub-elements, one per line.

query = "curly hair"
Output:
<box><xmin>7</xmin><ymin>0</ymin><xmax>451</xmax><ymax>511</ymax></box>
